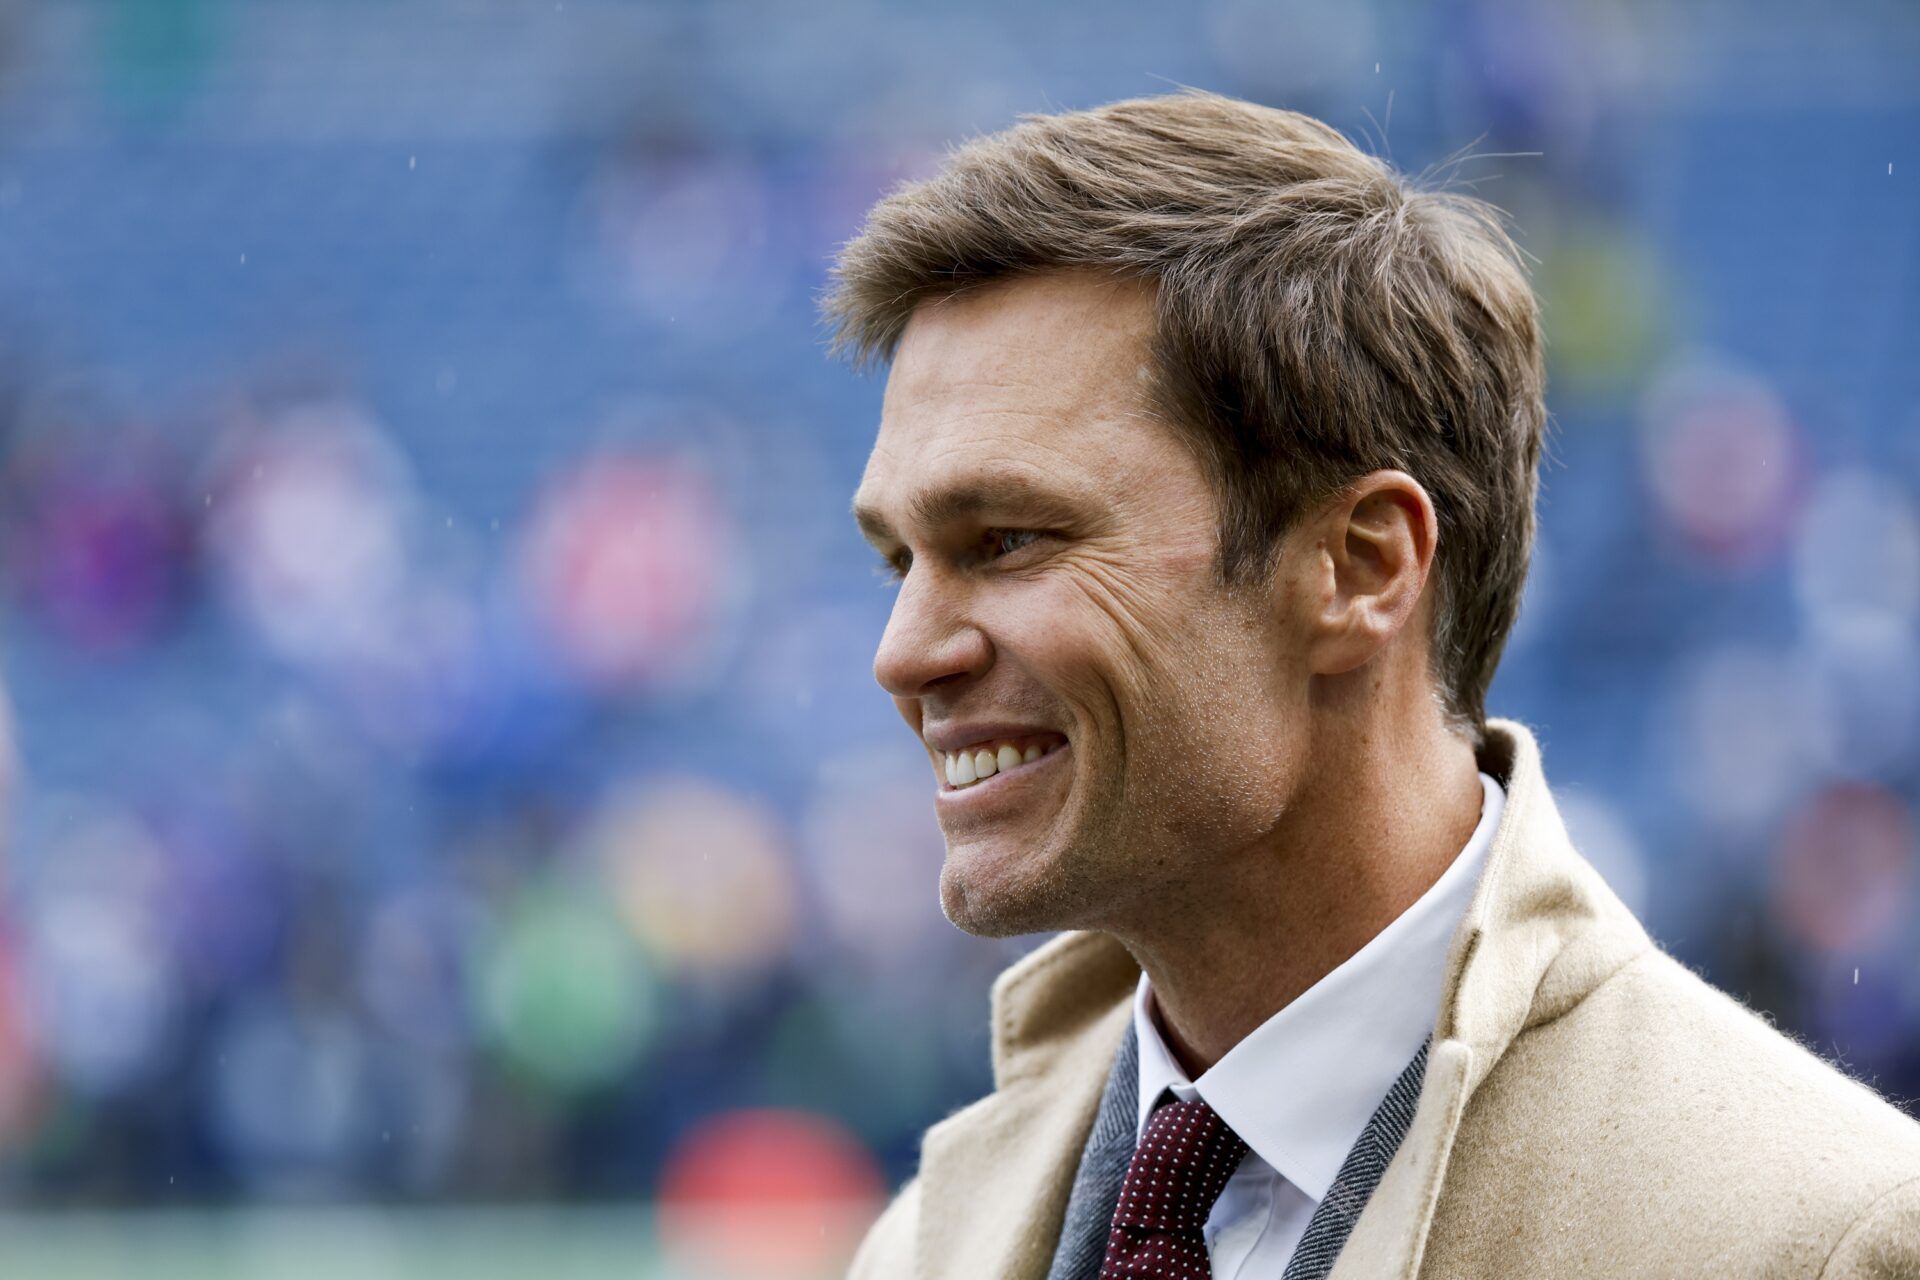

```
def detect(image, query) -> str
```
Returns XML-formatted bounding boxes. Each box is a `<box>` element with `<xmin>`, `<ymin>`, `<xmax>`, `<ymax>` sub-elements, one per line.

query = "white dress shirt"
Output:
<box><xmin>1131</xmin><ymin>770</ymin><xmax>1505</xmax><ymax>1277</ymax></box>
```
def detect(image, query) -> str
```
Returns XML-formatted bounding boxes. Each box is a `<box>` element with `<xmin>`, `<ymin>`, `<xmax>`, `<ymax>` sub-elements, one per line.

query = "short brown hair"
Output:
<box><xmin>821</xmin><ymin>89</ymin><xmax>1547</xmax><ymax>742</ymax></box>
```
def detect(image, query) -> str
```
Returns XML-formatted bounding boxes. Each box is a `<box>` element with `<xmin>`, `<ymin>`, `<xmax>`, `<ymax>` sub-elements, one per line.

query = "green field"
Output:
<box><xmin>0</xmin><ymin>1205</ymin><xmax>869</xmax><ymax>1280</ymax></box>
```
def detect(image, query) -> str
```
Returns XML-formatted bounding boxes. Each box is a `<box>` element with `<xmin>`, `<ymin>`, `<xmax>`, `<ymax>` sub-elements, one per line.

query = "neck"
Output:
<box><xmin>1117</xmin><ymin>702</ymin><xmax>1484</xmax><ymax>1079</ymax></box>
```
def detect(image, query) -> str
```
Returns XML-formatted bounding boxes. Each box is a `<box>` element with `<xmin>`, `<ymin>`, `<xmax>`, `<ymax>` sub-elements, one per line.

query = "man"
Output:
<box><xmin>827</xmin><ymin>91</ymin><xmax>1920</xmax><ymax>1279</ymax></box>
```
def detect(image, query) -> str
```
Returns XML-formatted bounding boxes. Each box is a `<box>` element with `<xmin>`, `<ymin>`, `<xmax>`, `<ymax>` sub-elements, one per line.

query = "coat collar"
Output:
<box><xmin>912</xmin><ymin>717</ymin><xmax>1654</xmax><ymax>1280</ymax></box>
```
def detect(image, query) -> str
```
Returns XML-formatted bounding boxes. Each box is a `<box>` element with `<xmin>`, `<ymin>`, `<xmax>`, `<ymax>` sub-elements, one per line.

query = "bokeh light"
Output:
<box><xmin>1532</xmin><ymin>216</ymin><xmax>1670</xmax><ymax>403</ymax></box>
<box><xmin>1638</xmin><ymin>358</ymin><xmax>1807</xmax><ymax>569</ymax></box>
<box><xmin>514</xmin><ymin>453</ymin><xmax>750</xmax><ymax>697</ymax></box>
<box><xmin>0</xmin><ymin>418</ymin><xmax>191</xmax><ymax>655</ymax></box>
<box><xmin>1770</xmin><ymin>783</ymin><xmax>1914</xmax><ymax>955</ymax></box>
<box><xmin>476</xmin><ymin>882</ymin><xmax>658</xmax><ymax>1096</ymax></box>
<box><xmin>589</xmin><ymin>775</ymin><xmax>798</xmax><ymax>980</ymax></box>
<box><xmin>655</xmin><ymin>1107</ymin><xmax>884</xmax><ymax>1280</ymax></box>
<box><xmin>18</xmin><ymin>803</ymin><xmax>179</xmax><ymax>1099</ymax></box>
<box><xmin>201</xmin><ymin>400</ymin><xmax>422</xmax><ymax>672</ymax></box>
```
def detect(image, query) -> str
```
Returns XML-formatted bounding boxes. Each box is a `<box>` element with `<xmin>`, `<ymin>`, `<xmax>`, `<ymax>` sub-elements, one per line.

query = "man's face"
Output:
<box><xmin>850</xmin><ymin>271</ymin><xmax>1316</xmax><ymax>938</ymax></box>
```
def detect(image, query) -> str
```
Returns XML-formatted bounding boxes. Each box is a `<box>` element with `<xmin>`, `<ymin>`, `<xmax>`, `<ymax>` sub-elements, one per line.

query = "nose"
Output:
<box><xmin>872</xmin><ymin>568</ymin><xmax>991</xmax><ymax>699</ymax></box>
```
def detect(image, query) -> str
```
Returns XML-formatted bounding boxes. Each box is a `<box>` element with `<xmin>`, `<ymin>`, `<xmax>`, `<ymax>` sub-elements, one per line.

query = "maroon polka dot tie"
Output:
<box><xmin>1098</xmin><ymin>1094</ymin><xmax>1250</xmax><ymax>1278</ymax></box>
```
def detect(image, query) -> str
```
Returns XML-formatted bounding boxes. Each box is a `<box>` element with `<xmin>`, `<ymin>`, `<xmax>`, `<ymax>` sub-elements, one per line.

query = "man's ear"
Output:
<box><xmin>1298</xmin><ymin>470</ymin><xmax>1438</xmax><ymax>677</ymax></box>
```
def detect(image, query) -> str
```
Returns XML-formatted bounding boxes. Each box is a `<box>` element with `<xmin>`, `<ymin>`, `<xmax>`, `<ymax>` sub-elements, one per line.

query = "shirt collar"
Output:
<box><xmin>1132</xmin><ymin>769</ymin><xmax>1505</xmax><ymax>1202</ymax></box>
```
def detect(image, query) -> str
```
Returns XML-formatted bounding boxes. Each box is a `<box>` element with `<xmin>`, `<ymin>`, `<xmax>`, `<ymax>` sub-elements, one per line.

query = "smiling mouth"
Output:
<box><xmin>939</xmin><ymin>733</ymin><xmax>1070</xmax><ymax>792</ymax></box>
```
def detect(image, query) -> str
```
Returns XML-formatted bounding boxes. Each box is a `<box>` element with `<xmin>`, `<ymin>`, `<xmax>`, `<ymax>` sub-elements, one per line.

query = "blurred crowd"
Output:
<box><xmin>0</xmin><ymin>1</ymin><xmax>1913</xmax><ymax>1266</ymax></box>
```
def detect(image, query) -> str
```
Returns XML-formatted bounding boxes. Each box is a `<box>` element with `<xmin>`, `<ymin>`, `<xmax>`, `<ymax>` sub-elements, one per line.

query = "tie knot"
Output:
<box><xmin>1110</xmin><ymin>1095</ymin><xmax>1250</xmax><ymax>1235</ymax></box>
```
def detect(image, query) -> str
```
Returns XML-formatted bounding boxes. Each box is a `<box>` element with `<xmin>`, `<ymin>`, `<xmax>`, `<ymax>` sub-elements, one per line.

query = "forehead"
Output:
<box><xmin>853</xmin><ymin>272</ymin><xmax>1166</xmax><ymax>535</ymax></box>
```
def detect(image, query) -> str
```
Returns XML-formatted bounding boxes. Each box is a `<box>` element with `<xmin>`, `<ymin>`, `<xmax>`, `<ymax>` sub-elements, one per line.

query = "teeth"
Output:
<box><xmin>938</xmin><ymin>735</ymin><xmax>1065</xmax><ymax>790</ymax></box>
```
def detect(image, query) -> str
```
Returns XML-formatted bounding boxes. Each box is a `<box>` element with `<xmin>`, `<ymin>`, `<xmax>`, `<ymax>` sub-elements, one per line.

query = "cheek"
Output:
<box><xmin>1122</xmin><ymin>668</ymin><xmax>1301</xmax><ymax>851</ymax></box>
<box><xmin>982</xmin><ymin>574</ymin><xmax>1186</xmax><ymax>726</ymax></box>
<box><xmin>1122</xmin><ymin>622</ymin><xmax>1300</xmax><ymax>791</ymax></box>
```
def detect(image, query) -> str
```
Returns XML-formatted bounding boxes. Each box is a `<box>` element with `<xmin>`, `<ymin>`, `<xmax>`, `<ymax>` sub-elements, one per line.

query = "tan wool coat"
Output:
<box><xmin>846</xmin><ymin>718</ymin><xmax>1920</xmax><ymax>1278</ymax></box>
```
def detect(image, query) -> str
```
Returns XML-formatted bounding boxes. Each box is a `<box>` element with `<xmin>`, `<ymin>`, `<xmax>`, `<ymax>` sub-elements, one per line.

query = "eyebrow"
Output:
<box><xmin>852</xmin><ymin>471</ymin><xmax>1088</xmax><ymax>549</ymax></box>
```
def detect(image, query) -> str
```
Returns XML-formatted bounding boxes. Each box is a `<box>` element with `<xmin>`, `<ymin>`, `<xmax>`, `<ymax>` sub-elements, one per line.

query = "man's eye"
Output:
<box><xmin>986</xmin><ymin>528</ymin><xmax>1044</xmax><ymax>560</ymax></box>
<box><xmin>873</xmin><ymin>531</ymin><xmax>1046</xmax><ymax>589</ymax></box>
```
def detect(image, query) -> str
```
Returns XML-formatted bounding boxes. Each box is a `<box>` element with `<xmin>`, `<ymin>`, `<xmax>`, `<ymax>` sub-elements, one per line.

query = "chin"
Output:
<box><xmin>936</xmin><ymin>841</ymin><xmax>1087</xmax><ymax>939</ymax></box>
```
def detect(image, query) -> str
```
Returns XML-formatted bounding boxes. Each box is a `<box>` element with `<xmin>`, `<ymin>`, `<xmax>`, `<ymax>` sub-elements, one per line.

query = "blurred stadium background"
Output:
<box><xmin>0</xmin><ymin>0</ymin><xmax>1914</xmax><ymax>1275</ymax></box>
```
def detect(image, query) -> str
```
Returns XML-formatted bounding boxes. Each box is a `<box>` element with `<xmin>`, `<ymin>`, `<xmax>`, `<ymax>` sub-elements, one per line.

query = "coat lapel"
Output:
<box><xmin>913</xmin><ymin>930</ymin><xmax>1137</xmax><ymax>1280</ymax></box>
<box><xmin>1327</xmin><ymin>719</ymin><xmax>1653</xmax><ymax>1277</ymax></box>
